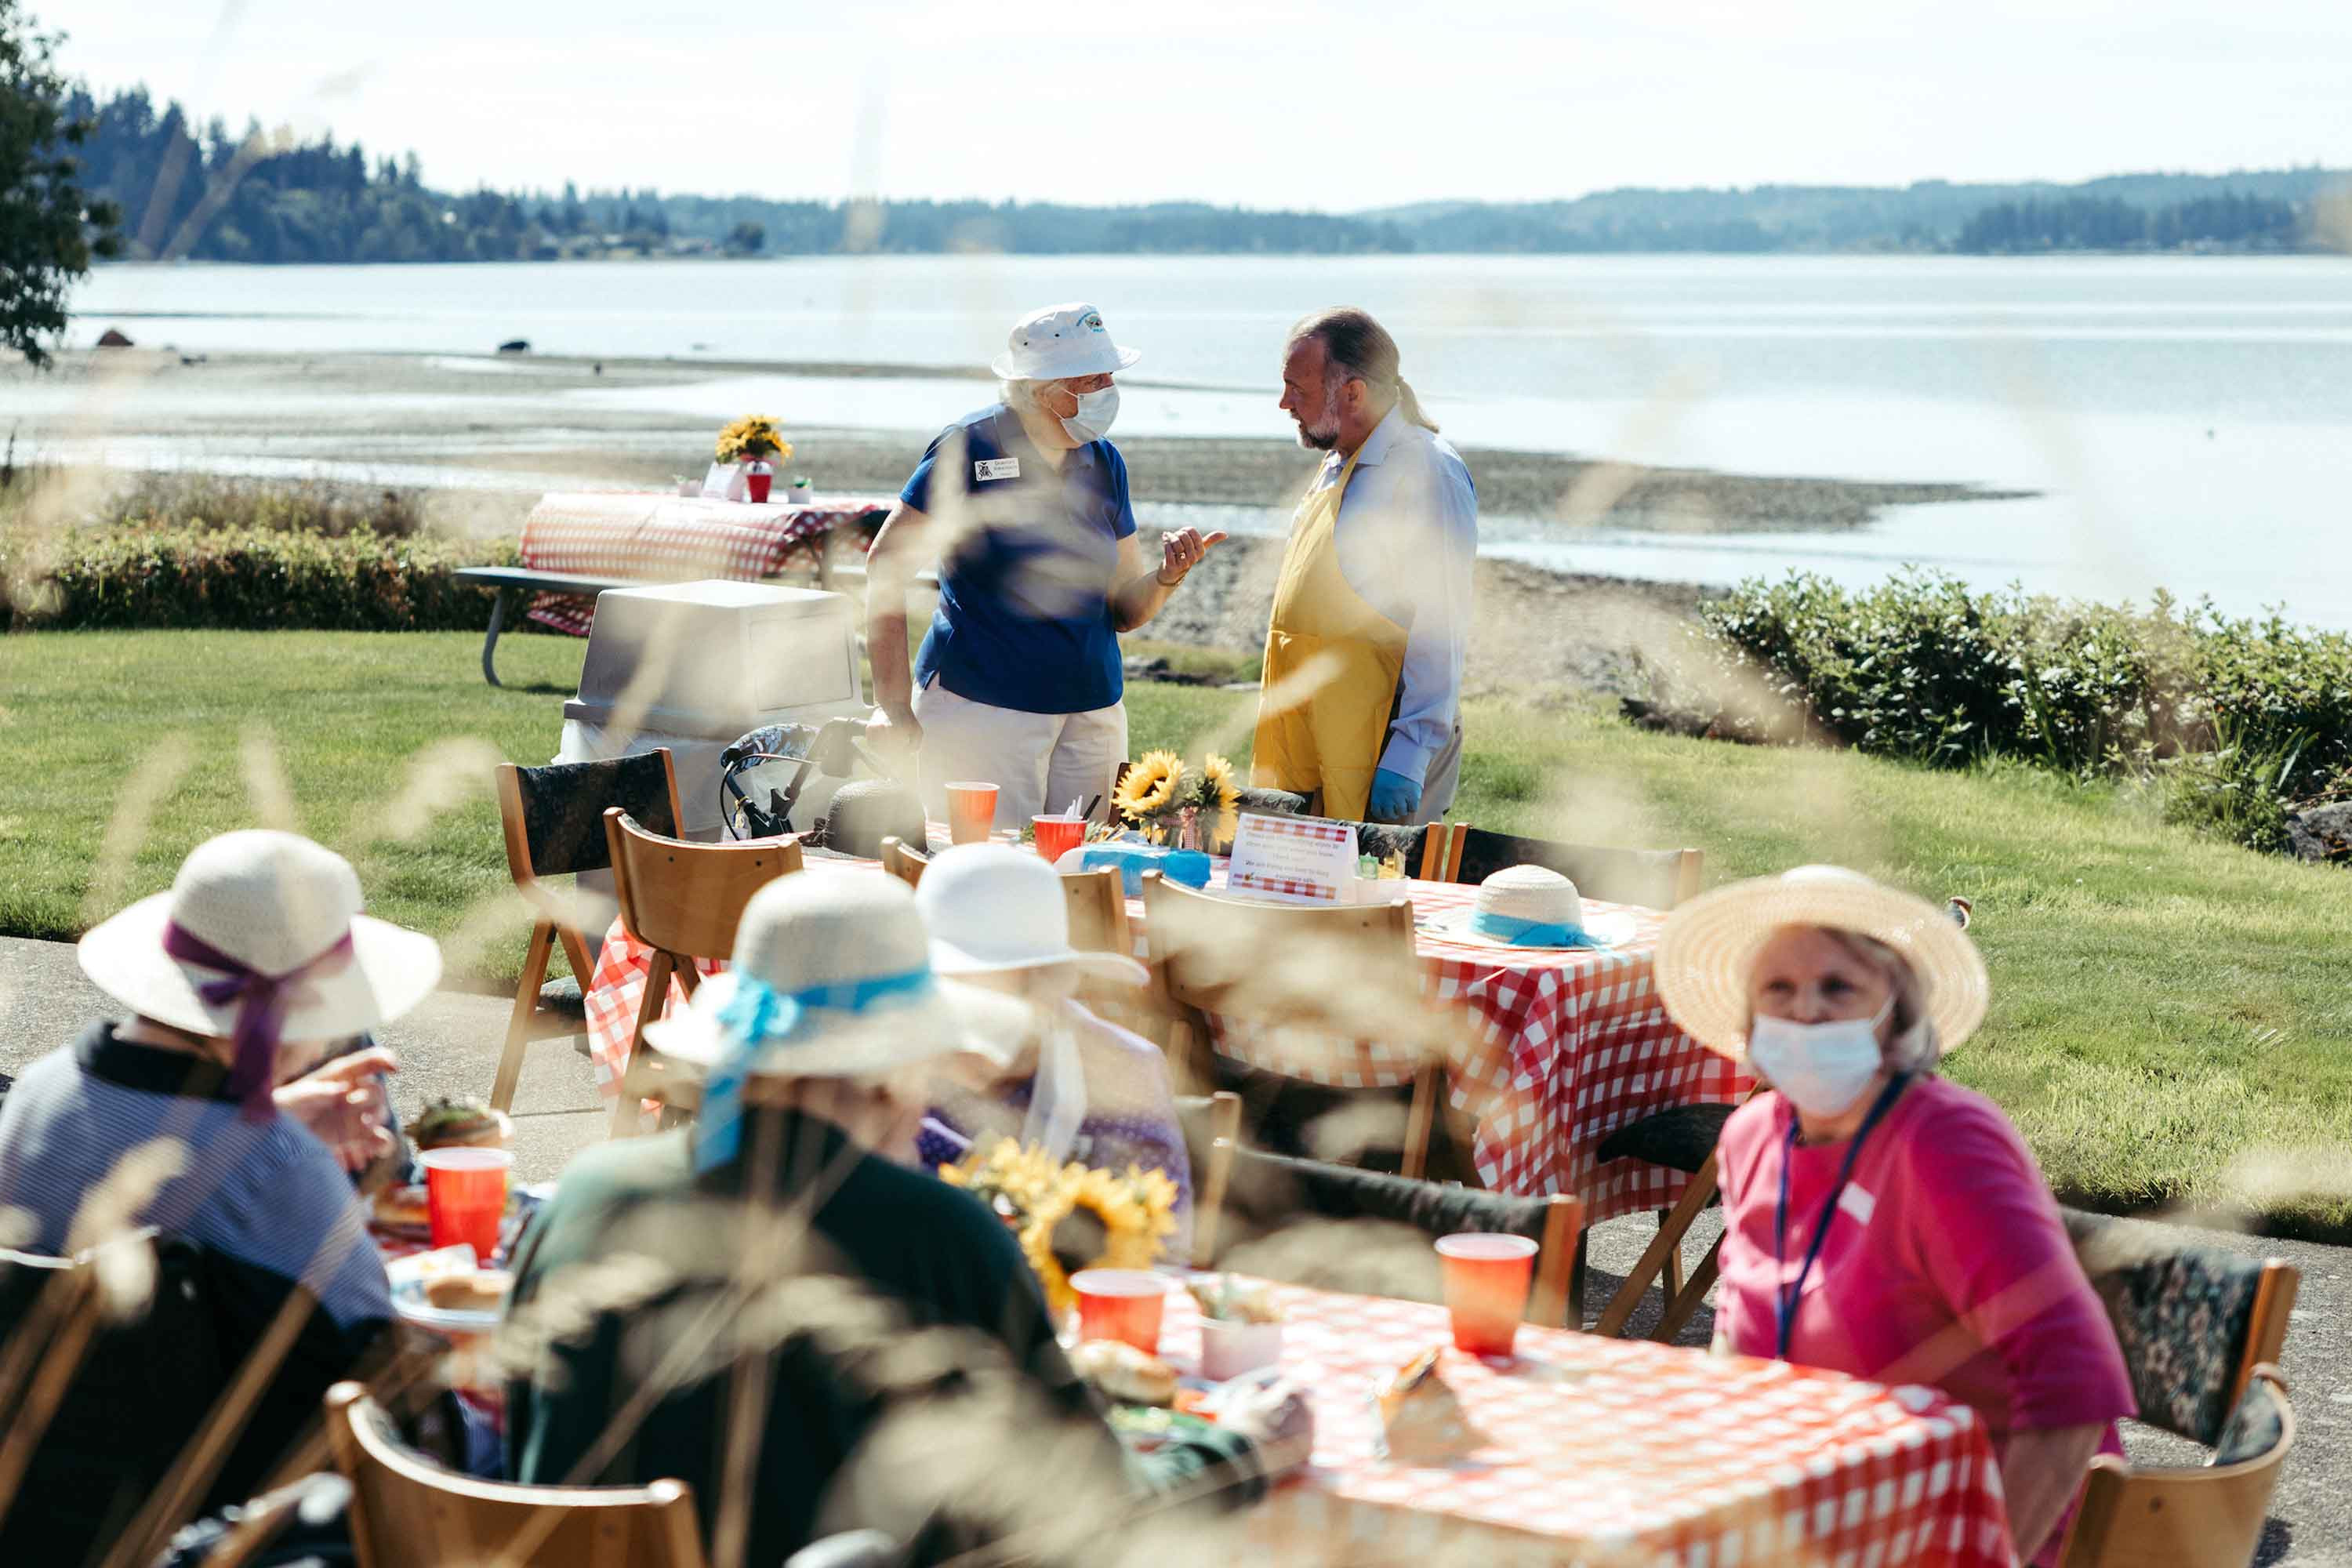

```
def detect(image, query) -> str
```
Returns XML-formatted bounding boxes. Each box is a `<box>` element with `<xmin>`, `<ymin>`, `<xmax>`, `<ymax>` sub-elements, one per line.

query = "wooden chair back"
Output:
<box><xmin>1061</xmin><ymin>866</ymin><xmax>1133</xmax><ymax>957</ymax></box>
<box><xmin>1199</xmin><ymin>1148</ymin><xmax>1583</xmax><ymax>1328</ymax></box>
<box><xmin>1354</xmin><ymin>822</ymin><xmax>1468</xmax><ymax>881</ymax></box>
<box><xmin>1174</xmin><ymin>1091</ymin><xmax>1243</xmax><ymax>1268</ymax></box>
<box><xmin>1141</xmin><ymin>873</ymin><xmax>1454</xmax><ymax>1178</ymax></box>
<box><xmin>604</xmin><ymin>809</ymin><xmax>804</xmax><ymax>963</ymax></box>
<box><xmin>1450</xmin><ymin>826</ymin><xmax>1703</xmax><ymax>909</ymax></box>
<box><xmin>878</xmin><ymin>835</ymin><xmax>928</xmax><ymax>889</ymax></box>
<box><xmin>326</xmin><ymin>1382</ymin><xmax>710</xmax><ymax>1568</ymax></box>
<box><xmin>2058</xmin><ymin>1365</ymin><xmax>2294</xmax><ymax>1567</ymax></box>
<box><xmin>2063</xmin><ymin>1209</ymin><xmax>2300</xmax><ymax>1446</ymax></box>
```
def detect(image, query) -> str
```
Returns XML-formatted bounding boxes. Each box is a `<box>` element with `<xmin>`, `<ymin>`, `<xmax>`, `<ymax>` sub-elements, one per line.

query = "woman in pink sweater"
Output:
<box><xmin>1654</xmin><ymin>866</ymin><xmax>2135</xmax><ymax>1566</ymax></box>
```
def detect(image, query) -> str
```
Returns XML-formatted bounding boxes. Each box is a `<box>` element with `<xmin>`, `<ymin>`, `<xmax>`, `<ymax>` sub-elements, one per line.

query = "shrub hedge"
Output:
<box><xmin>2</xmin><ymin>524</ymin><xmax>519</xmax><ymax>632</ymax></box>
<box><xmin>1651</xmin><ymin>570</ymin><xmax>2352</xmax><ymax>850</ymax></box>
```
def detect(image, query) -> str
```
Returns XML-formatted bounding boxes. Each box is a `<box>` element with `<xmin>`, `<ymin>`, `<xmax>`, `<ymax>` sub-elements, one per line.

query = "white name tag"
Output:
<box><xmin>1837</xmin><ymin>1184</ymin><xmax>1877</xmax><ymax>1226</ymax></box>
<box><xmin>974</xmin><ymin>457</ymin><xmax>1020</xmax><ymax>481</ymax></box>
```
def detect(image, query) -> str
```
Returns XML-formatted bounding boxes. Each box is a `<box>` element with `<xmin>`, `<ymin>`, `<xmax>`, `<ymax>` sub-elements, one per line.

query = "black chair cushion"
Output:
<box><xmin>2063</xmin><ymin>1207</ymin><xmax>2270</xmax><ymax>1446</ymax></box>
<box><xmin>1595</xmin><ymin>1103</ymin><xmax>1737</xmax><ymax>1174</ymax></box>
<box><xmin>513</xmin><ymin>752</ymin><xmax>678</xmax><ymax>877</ymax></box>
<box><xmin>822</xmin><ymin>780</ymin><xmax>928</xmax><ymax>859</ymax></box>
<box><xmin>537</xmin><ymin>974</ymin><xmax>586</xmax><ymax>1018</ymax></box>
<box><xmin>1354</xmin><ymin>822</ymin><xmax>1429</xmax><ymax>870</ymax></box>
<box><xmin>1454</xmin><ymin>827</ymin><xmax>1686</xmax><ymax>909</ymax></box>
<box><xmin>1236</xmin><ymin>788</ymin><xmax>1307</xmax><ymax>818</ymax></box>
<box><xmin>2215</xmin><ymin>1374</ymin><xmax>2288</xmax><ymax>1466</ymax></box>
<box><xmin>0</xmin><ymin>1235</ymin><xmax>227</xmax><ymax>1563</ymax></box>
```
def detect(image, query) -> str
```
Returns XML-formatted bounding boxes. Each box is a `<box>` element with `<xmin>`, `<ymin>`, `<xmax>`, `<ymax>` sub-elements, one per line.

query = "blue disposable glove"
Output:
<box><xmin>1367</xmin><ymin>768</ymin><xmax>1422</xmax><ymax>823</ymax></box>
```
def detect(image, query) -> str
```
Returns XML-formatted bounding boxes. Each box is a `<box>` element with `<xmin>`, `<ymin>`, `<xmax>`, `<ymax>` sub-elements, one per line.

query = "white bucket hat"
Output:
<box><xmin>1653</xmin><ymin>865</ymin><xmax>1989</xmax><ymax>1061</ymax></box>
<box><xmin>78</xmin><ymin>829</ymin><xmax>441</xmax><ymax>1111</ymax></box>
<box><xmin>988</xmin><ymin>302</ymin><xmax>1142</xmax><ymax>383</ymax></box>
<box><xmin>915</xmin><ymin>843</ymin><xmax>1149</xmax><ymax>987</ymax></box>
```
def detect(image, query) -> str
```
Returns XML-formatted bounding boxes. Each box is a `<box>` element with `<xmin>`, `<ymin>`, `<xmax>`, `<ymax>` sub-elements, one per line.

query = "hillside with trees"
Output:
<box><xmin>61</xmin><ymin>85</ymin><xmax>2351</xmax><ymax>263</ymax></box>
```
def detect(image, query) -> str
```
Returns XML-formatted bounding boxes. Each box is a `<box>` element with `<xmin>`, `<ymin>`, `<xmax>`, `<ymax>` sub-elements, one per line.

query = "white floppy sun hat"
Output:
<box><xmin>1425</xmin><ymin>864</ymin><xmax>1637</xmax><ymax>950</ymax></box>
<box><xmin>915</xmin><ymin>843</ymin><xmax>1149</xmax><ymax>987</ymax></box>
<box><xmin>645</xmin><ymin>868</ymin><xmax>1030</xmax><ymax>1077</ymax></box>
<box><xmin>1653</xmin><ymin>864</ymin><xmax>1990</xmax><ymax>1061</ymax></box>
<box><xmin>989</xmin><ymin>302</ymin><xmax>1142</xmax><ymax>383</ymax></box>
<box><xmin>78</xmin><ymin>828</ymin><xmax>441</xmax><ymax>1047</ymax></box>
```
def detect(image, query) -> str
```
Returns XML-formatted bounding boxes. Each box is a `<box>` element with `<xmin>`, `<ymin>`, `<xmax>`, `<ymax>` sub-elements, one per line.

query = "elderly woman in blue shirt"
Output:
<box><xmin>866</xmin><ymin>303</ymin><xmax>1224</xmax><ymax>829</ymax></box>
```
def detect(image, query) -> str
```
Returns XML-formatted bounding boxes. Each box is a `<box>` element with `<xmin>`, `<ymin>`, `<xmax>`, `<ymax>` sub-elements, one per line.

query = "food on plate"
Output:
<box><xmin>1070</xmin><ymin>1338</ymin><xmax>1178</xmax><ymax>1407</ymax></box>
<box><xmin>424</xmin><ymin>1270</ymin><xmax>514</xmax><ymax>1314</ymax></box>
<box><xmin>407</xmin><ymin>1095</ymin><xmax>511</xmax><ymax>1151</ymax></box>
<box><xmin>372</xmin><ymin>1183</ymin><xmax>430</xmax><ymax>1229</ymax></box>
<box><xmin>1187</xmin><ymin>1276</ymin><xmax>1283</xmax><ymax>1324</ymax></box>
<box><xmin>1374</xmin><ymin>1345</ymin><xmax>1443</xmax><ymax>1428</ymax></box>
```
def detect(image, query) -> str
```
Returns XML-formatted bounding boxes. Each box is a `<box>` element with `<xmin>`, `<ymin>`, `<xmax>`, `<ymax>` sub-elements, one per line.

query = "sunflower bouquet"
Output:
<box><xmin>1112</xmin><ymin>749</ymin><xmax>1241</xmax><ymax>851</ymax></box>
<box><xmin>939</xmin><ymin>1137</ymin><xmax>1181</xmax><ymax>1314</ymax></box>
<box><xmin>715</xmin><ymin>414</ymin><xmax>793</xmax><ymax>466</ymax></box>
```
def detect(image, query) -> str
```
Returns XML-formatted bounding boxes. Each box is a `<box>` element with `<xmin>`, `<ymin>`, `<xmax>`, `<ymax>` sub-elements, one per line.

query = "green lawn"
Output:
<box><xmin>7</xmin><ymin>630</ymin><xmax>2350</xmax><ymax>1231</ymax></box>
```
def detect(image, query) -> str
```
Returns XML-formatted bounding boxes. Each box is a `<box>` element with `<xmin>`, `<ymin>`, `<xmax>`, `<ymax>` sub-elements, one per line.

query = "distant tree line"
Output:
<box><xmin>1954</xmin><ymin>191</ymin><xmax>2304</xmax><ymax>253</ymax></box>
<box><xmin>58</xmin><ymin>84</ymin><xmax>2351</xmax><ymax>264</ymax></box>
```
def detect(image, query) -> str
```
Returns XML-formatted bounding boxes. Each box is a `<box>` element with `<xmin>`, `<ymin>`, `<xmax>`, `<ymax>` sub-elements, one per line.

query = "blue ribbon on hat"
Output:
<box><xmin>693</xmin><ymin>967</ymin><xmax>935</xmax><ymax>1171</ymax></box>
<box><xmin>1468</xmin><ymin>910</ymin><xmax>1609</xmax><ymax>949</ymax></box>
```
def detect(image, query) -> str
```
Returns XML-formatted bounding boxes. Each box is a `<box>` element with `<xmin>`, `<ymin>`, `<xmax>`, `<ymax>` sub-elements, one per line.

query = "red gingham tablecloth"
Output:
<box><xmin>1161</xmin><ymin>1279</ymin><xmax>2016</xmax><ymax>1566</ymax></box>
<box><xmin>581</xmin><ymin>841</ymin><xmax>1752</xmax><ymax>1225</ymax></box>
<box><xmin>516</xmin><ymin>491</ymin><xmax>892</xmax><ymax>635</ymax></box>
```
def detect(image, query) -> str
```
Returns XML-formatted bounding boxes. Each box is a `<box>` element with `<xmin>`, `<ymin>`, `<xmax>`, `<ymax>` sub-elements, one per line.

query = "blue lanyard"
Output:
<box><xmin>1771</xmin><ymin>1073</ymin><xmax>1911</xmax><ymax>1359</ymax></box>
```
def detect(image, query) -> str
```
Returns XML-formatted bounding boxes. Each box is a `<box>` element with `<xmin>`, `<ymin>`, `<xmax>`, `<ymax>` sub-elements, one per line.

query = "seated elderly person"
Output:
<box><xmin>1653</xmin><ymin>866</ymin><xmax>2134</xmax><ymax>1566</ymax></box>
<box><xmin>863</xmin><ymin>302</ymin><xmax>1225</xmax><ymax>829</ymax></box>
<box><xmin>909</xmin><ymin>845</ymin><xmax>1192</xmax><ymax>1253</ymax></box>
<box><xmin>0</xmin><ymin>830</ymin><xmax>439</xmax><ymax>1554</ymax></box>
<box><xmin>504</xmin><ymin>871</ymin><xmax>1303</xmax><ymax>1566</ymax></box>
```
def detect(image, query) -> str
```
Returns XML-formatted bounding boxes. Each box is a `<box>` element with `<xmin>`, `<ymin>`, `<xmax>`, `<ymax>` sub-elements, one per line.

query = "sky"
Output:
<box><xmin>45</xmin><ymin>0</ymin><xmax>2352</xmax><ymax>212</ymax></box>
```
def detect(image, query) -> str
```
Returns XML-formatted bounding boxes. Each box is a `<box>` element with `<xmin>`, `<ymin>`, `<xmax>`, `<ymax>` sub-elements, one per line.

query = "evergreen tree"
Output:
<box><xmin>0</xmin><ymin>1</ymin><xmax>121</xmax><ymax>364</ymax></box>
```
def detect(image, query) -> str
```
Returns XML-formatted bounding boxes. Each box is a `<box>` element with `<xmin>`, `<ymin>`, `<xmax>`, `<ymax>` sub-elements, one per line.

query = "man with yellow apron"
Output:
<box><xmin>1253</xmin><ymin>308</ymin><xmax>1476</xmax><ymax>824</ymax></box>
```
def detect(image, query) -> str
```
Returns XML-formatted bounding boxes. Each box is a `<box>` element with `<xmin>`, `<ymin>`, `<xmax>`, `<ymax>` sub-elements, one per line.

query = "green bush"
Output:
<box><xmin>1663</xmin><ymin>570</ymin><xmax>2352</xmax><ymax>850</ymax></box>
<box><xmin>3</xmin><ymin>524</ymin><xmax>520</xmax><ymax>632</ymax></box>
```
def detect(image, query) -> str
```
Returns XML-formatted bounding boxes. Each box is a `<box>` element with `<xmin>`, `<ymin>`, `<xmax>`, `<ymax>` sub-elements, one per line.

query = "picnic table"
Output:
<box><xmin>456</xmin><ymin>491</ymin><xmax>895</xmax><ymax>684</ymax></box>
<box><xmin>1161</xmin><ymin>1279</ymin><xmax>2016</xmax><ymax>1565</ymax></box>
<box><xmin>581</xmin><ymin>837</ymin><xmax>1753</xmax><ymax>1225</ymax></box>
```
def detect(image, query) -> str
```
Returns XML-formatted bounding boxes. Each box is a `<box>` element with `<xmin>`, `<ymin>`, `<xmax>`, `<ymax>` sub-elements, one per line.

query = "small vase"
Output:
<box><xmin>1177</xmin><ymin>806</ymin><xmax>1203</xmax><ymax>853</ymax></box>
<box><xmin>744</xmin><ymin>459</ymin><xmax>774</xmax><ymax>504</ymax></box>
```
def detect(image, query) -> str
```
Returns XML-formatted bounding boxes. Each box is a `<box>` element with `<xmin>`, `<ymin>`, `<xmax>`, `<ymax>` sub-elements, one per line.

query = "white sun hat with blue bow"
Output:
<box><xmin>647</xmin><ymin>869</ymin><xmax>1032</xmax><ymax>1167</ymax></box>
<box><xmin>1425</xmin><ymin>864</ymin><xmax>1638</xmax><ymax>950</ymax></box>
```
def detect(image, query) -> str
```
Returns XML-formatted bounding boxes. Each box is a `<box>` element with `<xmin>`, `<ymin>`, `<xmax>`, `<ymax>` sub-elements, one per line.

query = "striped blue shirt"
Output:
<box><xmin>0</xmin><ymin>1025</ymin><xmax>391</xmax><ymax>1332</ymax></box>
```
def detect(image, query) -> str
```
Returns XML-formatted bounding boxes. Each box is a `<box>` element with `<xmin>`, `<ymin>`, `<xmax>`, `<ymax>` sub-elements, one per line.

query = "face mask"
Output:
<box><xmin>1059</xmin><ymin>384</ymin><xmax>1120</xmax><ymax>443</ymax></box>
<box><xmin>1747</xmin><ymin>1003</ymin><xmax>1890</xmax><ymax>1117</ymax></box>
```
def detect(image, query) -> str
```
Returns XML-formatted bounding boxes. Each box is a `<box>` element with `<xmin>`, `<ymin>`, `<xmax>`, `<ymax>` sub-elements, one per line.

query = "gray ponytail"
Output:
<box><xmin>1287</xmin><ymin>306</ymin><xmax>1438</xmax><ymax>434</ymax></box>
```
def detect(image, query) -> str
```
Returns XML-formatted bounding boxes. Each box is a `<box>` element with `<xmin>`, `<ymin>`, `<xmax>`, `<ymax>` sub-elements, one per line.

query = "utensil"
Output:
<box><xmin>1434</xmin><ymin>1232</ymin><xmax>1537</xmax><ymax>1356</ymax></box>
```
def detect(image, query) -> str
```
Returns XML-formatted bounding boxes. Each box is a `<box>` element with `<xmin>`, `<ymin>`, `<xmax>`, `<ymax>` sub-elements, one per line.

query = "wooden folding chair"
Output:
<box><xmin>878</xmin><ymin>835</ymin><xmax>928</xmax><ymax>888</ymax></box>
<box><xmin>1141</xmin><ymin>873</ymin><xmax>1457</xmax><ymax>1180</ymax></box>
<box><xmin>1174</xmin><ymin>1091</ymin><xmax>1243</xmax><ymax>1268</ymax></box>
<box><xmin>1355</xmin><ymin>821</ymin><xmax>1468</xmax><ymax>881</ymax></box>
<box><xmin>2059</xmin><ymin>1364</ymin><xmax>2295</xmax><ymax>1567</ymax></box>
<box><xmin>488</xmin><ymin>749</ymin><xmax>685</xmax><ymax>1112</ymax></box>
<box><xmin>326</xmin><ymin>1383</ymin><xmax>709</xmax><ymax>1568</ymax></box>
<box><xmin>603</xmin><ymin>808</ymin><xmax>804</xmax><ymax>1135</ymax></box>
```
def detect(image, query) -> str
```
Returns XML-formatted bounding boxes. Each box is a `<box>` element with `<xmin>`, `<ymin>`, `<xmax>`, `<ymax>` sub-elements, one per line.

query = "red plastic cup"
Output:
<box><xmin>1033</xmin><ymin>814</ymin><xmax>1084</xmax><ymax>865</ymax></box>
<box><xmin>422</xmin><ymin>1147</ymin><xmax>511</xmax><ymax>1261</ymax></box>
<box><xmin>746</xmin><ymin>470</ymin><xmax>774</xmax><ymax>503</ymax></box>
<box><xmin>1436</xmin><ymin>1233</ymin><xmax>1537</xmax><ymax>1357</ymax></box>
<box><xmin>945</xmin><ymin>782</ymin><xmax>999</xmax><ymax>844</ymax></box>
<box><xmin>1071</xmin><ymin>1269</ymin><xmax>1169</xmax><ymax>1353</ymax></box>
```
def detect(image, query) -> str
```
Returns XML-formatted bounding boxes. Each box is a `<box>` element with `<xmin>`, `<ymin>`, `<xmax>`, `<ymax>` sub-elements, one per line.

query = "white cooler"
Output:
<box><xmin>554</xmin><ymin>579</ymin><xmax>872</xmax><ymax>843</ymax></box>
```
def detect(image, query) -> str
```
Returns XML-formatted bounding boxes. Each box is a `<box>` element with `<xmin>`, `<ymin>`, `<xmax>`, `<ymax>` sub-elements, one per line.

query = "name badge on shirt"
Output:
<box><xmin>974</xmin><ymin>457</ymin><xmax>1021</xmax><ymax>481</ymax></box>
<box><xmin>1837</xmin><ymin>1184</ymin><xmax>1877</xmax><ymax>1226</ymax></box>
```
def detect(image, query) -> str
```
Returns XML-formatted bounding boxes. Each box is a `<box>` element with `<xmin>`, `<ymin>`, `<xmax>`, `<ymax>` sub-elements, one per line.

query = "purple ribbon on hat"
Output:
<box><xmin>162</xmin><ymin>921</ymin><xmax>356</xmax><ymax>1120</ymax></box>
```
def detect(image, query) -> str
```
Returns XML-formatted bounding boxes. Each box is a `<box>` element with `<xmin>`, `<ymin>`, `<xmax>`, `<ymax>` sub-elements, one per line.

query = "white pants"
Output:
<box><xmin>913</xmin><ymin>678</ymin><xmax>1128</xmax><ymax>831</ymax></box>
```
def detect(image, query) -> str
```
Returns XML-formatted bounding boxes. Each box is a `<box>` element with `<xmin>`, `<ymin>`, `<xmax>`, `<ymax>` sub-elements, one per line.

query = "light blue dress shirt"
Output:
<box><xmin>1301</xmin><ymin>402</ymin><xmax>1479</xmax><ymax>783</ymax></box>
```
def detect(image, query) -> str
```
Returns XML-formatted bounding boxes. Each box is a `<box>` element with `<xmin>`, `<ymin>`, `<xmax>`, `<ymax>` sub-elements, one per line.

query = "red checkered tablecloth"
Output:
<box><xmin>516</xmin><ymin>491</ymin><xmax>891</xmax><ymax>635</ymax></box>
<box><xmin>582</xmin><ymin>842</ymin><xmax>1751</xmax><ymax>1225</ymax></box>
<box><xmin>1163</xmin><ymin>1280</ymin><xmax>2016</xmax><ymax>1566</ymax></box>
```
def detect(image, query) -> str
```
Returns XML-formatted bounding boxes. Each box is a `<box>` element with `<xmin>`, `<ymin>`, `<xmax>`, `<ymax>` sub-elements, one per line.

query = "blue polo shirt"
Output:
<box><xmin>902</xmin><ymin>405</ymin><xmax>1136</xmax><ymax>715</ymax></box>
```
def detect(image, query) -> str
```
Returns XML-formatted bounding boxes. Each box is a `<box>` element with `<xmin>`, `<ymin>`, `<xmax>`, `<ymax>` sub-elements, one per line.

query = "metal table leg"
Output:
<box><xmin>481</xmin><ymin>588</ymin><xmax>511</xmax><ymax>687</ymax></box>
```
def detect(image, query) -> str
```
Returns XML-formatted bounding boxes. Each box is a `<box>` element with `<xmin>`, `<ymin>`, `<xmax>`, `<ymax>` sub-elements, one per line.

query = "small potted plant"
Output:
<box><xmin>714</xmin><ymin>414</ymin><xmax>793</xmax><ymax>503</ymax></box>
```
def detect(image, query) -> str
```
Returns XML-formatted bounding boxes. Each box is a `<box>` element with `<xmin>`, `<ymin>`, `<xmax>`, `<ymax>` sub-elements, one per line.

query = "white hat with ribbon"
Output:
<box><xmin>916</xmin><ymin>843</ymin><xmax>1149</xmax><ymax>987</ymax></box>
<box><xmin>988</xmin><ymin>302</ymin><xmax>1142</xmax><ymax>382</ymax></box>
<box><xmin>77</xmin><ymin>829</ymin><xmax>441</xmax><ymax>1116</ymax></box>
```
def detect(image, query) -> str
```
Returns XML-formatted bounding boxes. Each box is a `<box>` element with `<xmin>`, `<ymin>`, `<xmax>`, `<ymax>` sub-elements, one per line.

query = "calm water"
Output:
<box><xmin>64</xmin><ymin>253</ymin><xmax>2352</xmax><ymax>627</ymax></box>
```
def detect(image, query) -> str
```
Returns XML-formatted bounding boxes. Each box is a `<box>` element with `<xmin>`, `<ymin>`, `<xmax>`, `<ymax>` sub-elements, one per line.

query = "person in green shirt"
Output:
<box><xmin>504</xmin><ymin>870</ymin><xmax>1308</xmax><ymax>1567</ymax></box>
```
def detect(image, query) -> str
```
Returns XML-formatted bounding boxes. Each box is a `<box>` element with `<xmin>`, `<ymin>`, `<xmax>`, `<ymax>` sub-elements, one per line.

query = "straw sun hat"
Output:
<box><xmin>1653</xmin><ymin>865</ymin><xmax>1989</xmax><ymax>1060</ymax></box>
<box><xmin>78</xmin><ymin>829</ymin><xmax>441</xmax><ymax>1047</ymax></box>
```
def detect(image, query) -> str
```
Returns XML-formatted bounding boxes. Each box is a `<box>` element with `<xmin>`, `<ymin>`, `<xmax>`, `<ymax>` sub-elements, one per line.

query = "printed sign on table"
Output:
<box><xmin>1226</xmin><ymin>813</ymin><xmax>1360</xmax><ymax>904</ymax></box>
